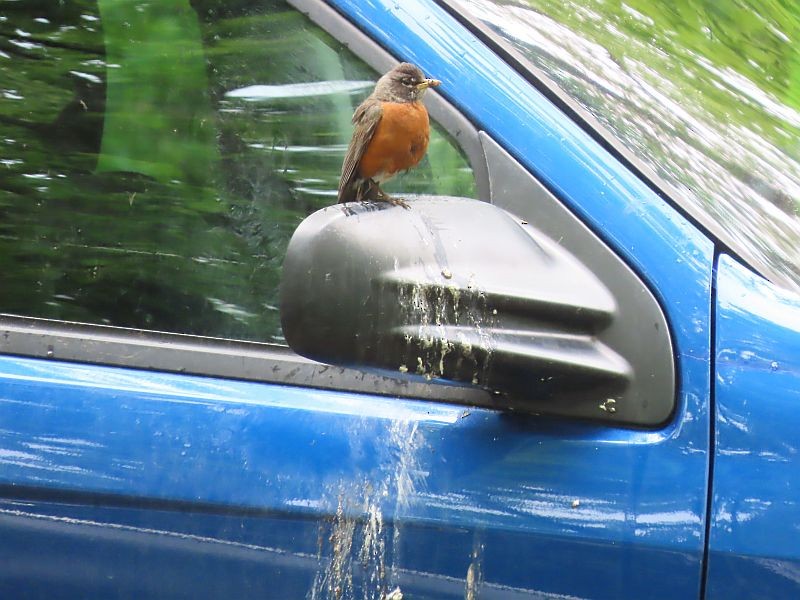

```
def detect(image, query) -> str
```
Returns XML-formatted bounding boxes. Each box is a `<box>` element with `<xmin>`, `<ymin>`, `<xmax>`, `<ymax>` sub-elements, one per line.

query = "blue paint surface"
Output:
<box><xmin>707</xmin><ymin>255</ymin><xmax>800</xmax><ymax>599</ymax></box>
<box><xmin>0</xmin><ymin>1</ymin><xmax>720</xmax><ymax>598</ymax></box>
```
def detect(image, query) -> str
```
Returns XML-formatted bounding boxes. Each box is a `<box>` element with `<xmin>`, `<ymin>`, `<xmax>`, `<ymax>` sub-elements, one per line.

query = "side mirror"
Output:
<box><xmin>281</xmin><ymin>197</ymin><xmax>673</xmax><ymax>425</ymax></box>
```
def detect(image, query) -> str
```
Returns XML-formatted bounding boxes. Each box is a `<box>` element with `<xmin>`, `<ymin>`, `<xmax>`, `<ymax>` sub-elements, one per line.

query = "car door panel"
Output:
<box><xmin>1</xmin><ymin>339</ymin><xmax>709</xmax><ymax>600</ymax></box>
<box><xmin>707</xmin><ymin>254</ymin><xmax>800</xmax><ymax>599</ymax></box>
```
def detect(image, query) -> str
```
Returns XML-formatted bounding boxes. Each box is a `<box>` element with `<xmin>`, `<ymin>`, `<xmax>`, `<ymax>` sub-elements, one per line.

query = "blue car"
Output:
<box><xmin>1</xmin><ymin>0</ymin><xmax>798</xmax><ymax>598</ymax></box>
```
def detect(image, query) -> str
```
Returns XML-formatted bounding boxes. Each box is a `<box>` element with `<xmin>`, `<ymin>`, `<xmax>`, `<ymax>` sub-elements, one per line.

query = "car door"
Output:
<box><xmin>0</xmin><ymin>0</ymin><xmax>712</xmax><ymax>599</ymax></box>
<box><xmin>706</xmin><ymin>255</ymin><xmax>800</xmax><ymax>599</ymax></box>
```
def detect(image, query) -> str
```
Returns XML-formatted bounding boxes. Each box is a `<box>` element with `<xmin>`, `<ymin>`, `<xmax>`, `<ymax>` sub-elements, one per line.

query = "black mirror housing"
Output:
<box><xmin>281</xmin><ymin>197</ymin><xmax>673</xmax><ymax>426</ymax></box>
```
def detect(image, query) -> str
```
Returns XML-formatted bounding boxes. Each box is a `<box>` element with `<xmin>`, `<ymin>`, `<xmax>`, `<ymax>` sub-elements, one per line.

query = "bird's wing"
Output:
<box><xmin>338</xmin><ymin>99</ymin><xmax>383</xmax><ymax>203</ymax></box>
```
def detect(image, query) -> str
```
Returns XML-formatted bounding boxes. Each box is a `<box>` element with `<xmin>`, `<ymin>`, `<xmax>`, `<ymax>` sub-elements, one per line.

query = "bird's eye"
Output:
<box><xmin>401</xmin><ymin>77</ymin><xmax>414</xmax><ymax>87</ymax></box>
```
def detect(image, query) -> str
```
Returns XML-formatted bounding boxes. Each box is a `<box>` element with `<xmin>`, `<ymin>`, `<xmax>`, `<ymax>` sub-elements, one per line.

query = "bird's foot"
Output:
<box><xmin>385</xmin><ymin>195</ymin><xmax>411</xmax><ymax>209</ymax></box>
<box><xmin>375</xmin><ymin>187</ymin><xmax>410</xmax><ymax>209</ymax></box>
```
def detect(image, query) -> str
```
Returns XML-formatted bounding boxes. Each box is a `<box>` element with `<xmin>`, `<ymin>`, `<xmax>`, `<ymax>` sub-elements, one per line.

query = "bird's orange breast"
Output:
<box><xmin>357</xmin><ymin>101</ymin><xmax>430</xmax><ymax>182</ymax></box>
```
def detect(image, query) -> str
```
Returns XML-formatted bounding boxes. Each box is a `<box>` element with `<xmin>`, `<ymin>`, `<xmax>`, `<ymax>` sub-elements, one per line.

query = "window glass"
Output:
<box><xmin>462</xmin><ymin>0</ymin><xmax>800</xmax><ymax>292</ymax></box>
<box><xmin>0</xmin><ymin>0</ymin><xmax>476</xmax><ymax>343</ymax></box>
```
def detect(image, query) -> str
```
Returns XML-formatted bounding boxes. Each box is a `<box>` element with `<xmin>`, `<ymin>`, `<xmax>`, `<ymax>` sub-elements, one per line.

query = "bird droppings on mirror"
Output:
<box><xmin>281</xmin><ymin>196</ymin><xmax>643</xmax><ymax>421</ymax></box>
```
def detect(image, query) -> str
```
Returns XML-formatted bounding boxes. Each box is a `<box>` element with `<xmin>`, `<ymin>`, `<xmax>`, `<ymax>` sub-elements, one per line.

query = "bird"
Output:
<box><xmin>338</xmin><ymin>63</ymin><xmax>441</xmax><ymax>207</ymax></box>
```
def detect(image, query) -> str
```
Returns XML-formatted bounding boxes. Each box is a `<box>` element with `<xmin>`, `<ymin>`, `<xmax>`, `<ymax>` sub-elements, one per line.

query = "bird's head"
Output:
<box><xmin>373</xmin><ymin>62</ymin><xmax>441</xmax><ymax>103</ymax></box>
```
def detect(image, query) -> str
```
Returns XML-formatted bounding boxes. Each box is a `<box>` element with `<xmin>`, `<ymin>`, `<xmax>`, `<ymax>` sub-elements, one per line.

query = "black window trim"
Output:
<box><xmin>433</xmin><ymin>0</ymin><xmax>789</xmax><ymax>291</ymax></box>
<box><xmin>0</xmin><ymin>313</ymin><xmax>495</xmax><ymax>407</ymax></box>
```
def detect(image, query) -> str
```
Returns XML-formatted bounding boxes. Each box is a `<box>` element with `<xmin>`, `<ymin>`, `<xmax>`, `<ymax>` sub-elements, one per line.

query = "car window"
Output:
<box><xmin>460</xmin><ymin>0</ymin><xmax>800</xmax><ymax>292</ymax></box>
<box><xmin>0</xmin><ymin>0</ymin><xmax>477</xmax><ymax>344</ymax></box>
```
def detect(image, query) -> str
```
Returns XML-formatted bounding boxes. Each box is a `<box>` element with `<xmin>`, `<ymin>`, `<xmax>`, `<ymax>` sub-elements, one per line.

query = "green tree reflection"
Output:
<box><xmin>0</xmin><ymin>0</ymin><xmax>477</xmax><ymax>342</ymax></box>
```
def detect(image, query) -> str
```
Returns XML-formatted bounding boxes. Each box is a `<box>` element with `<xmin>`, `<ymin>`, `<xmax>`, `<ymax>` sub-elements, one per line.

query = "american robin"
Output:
<box><xmin>338</xmin><ymin>63</ymin><xmax>441</xmax><ymax>207</ymax></box>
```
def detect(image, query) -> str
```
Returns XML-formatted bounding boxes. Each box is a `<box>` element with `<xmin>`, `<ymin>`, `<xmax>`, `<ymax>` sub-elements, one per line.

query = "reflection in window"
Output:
<box><xmin>462</xmin><ymin>0</ymin><xmax>800</xmax><ymax>291</ymax></box>
<box><xmin>0</xmin><ymin>0</ymin><xmax>477</xmax><ymax>343</ymax></box>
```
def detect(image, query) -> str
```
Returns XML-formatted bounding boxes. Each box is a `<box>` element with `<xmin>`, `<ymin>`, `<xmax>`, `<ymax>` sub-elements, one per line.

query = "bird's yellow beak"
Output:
<box><xmin>416</xmin><ymin>78</ymin><xmax>441</xmax><ymax>90</ymax></box>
